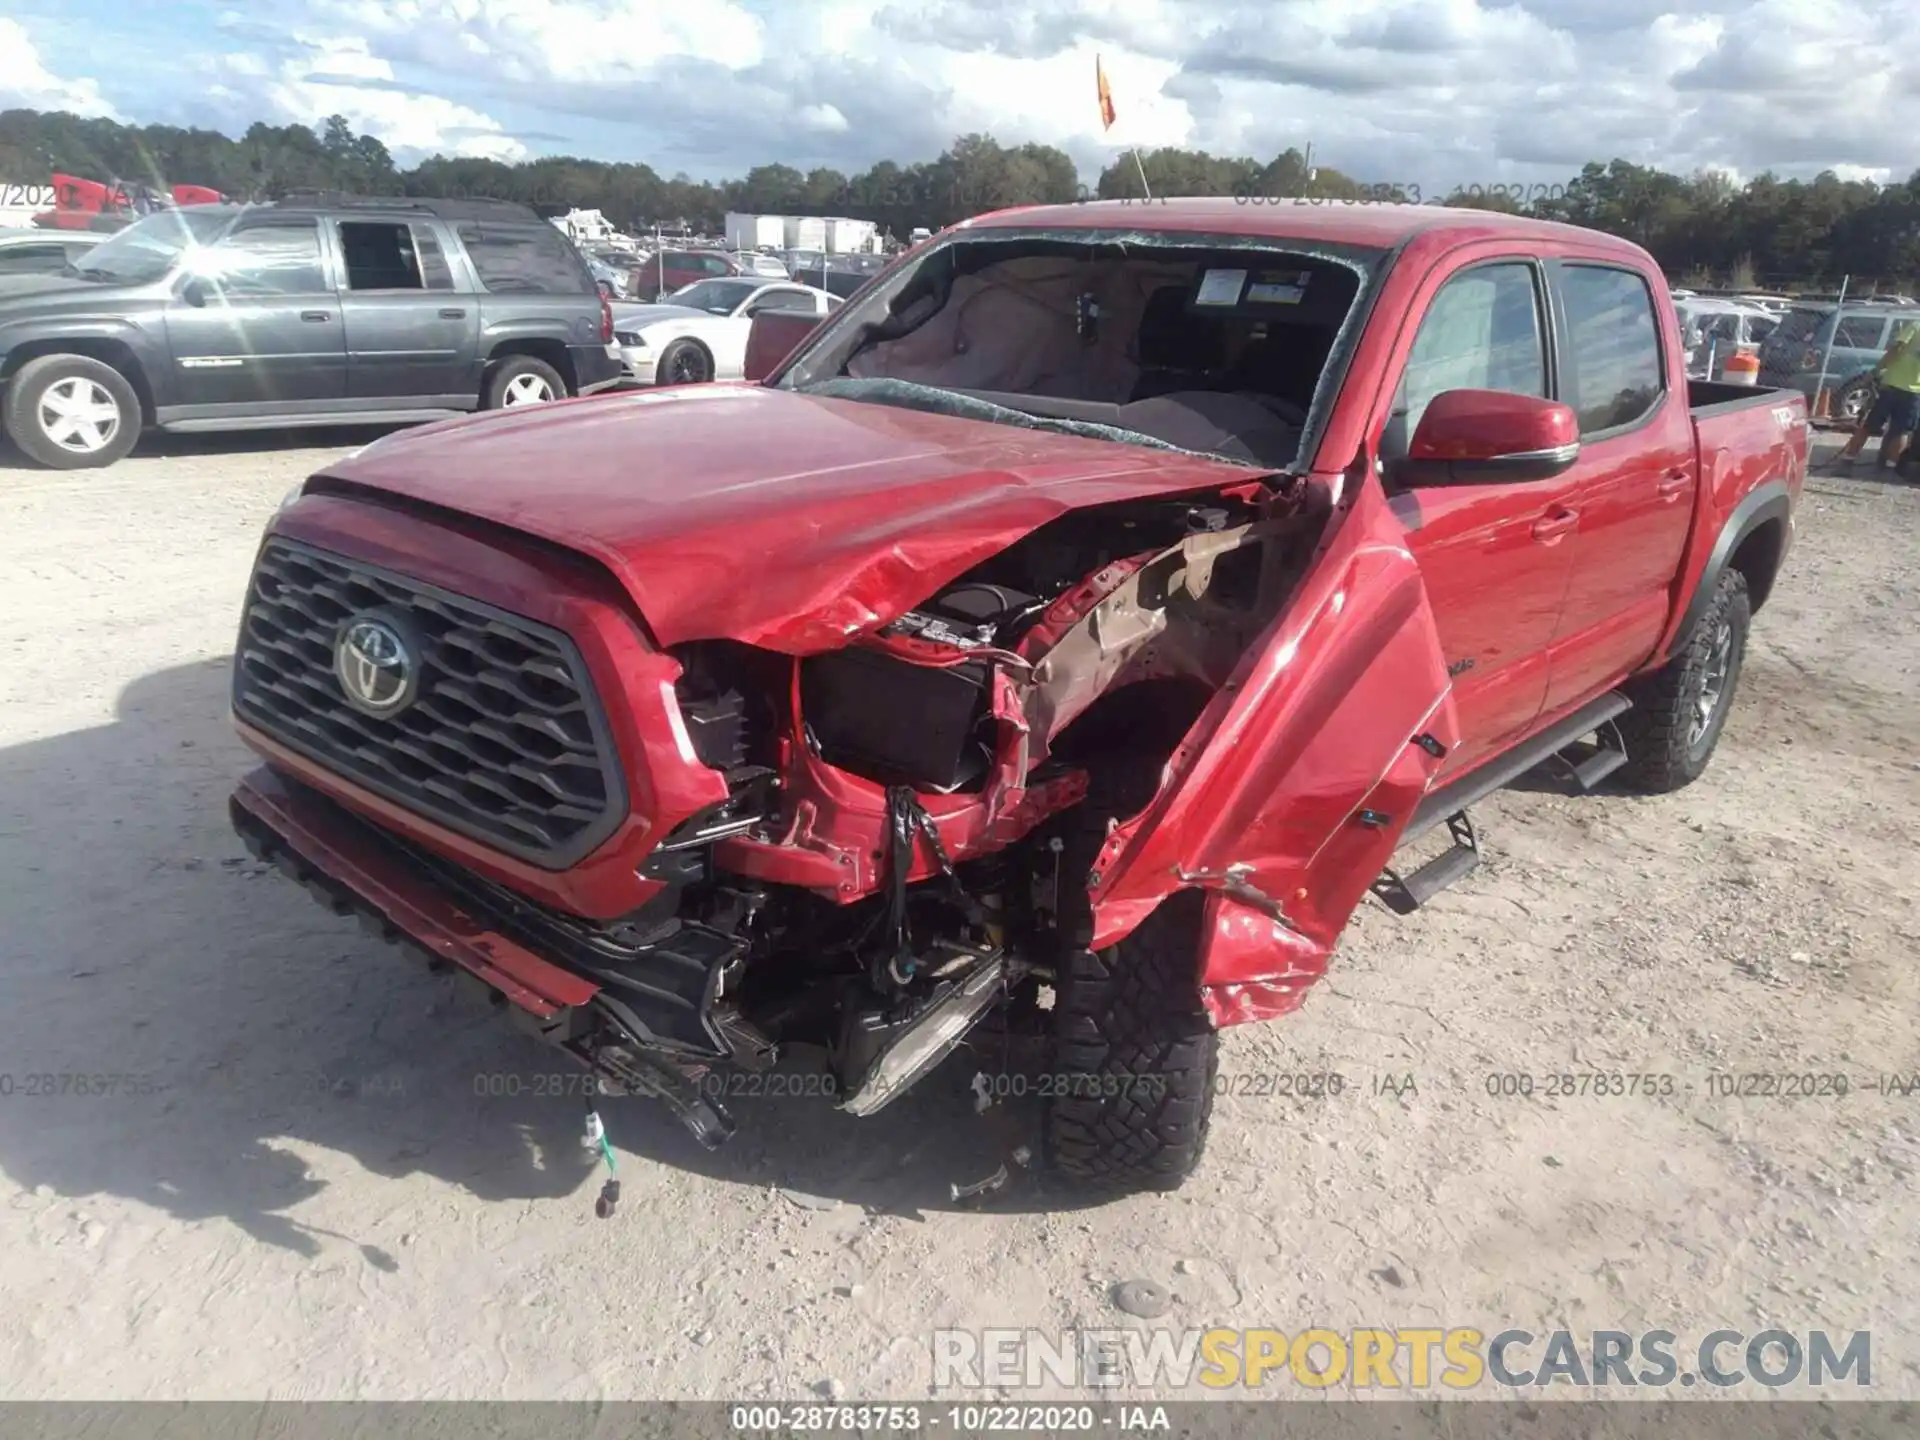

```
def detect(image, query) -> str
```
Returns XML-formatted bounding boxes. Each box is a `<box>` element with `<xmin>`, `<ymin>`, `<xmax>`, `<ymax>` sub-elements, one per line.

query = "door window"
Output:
<box><xmin>1559</xmin><ymin>264</ymin><xmax>1663</xmax><ymax>434</ymax></box>
<box><xmin>202</xmin><ymin>222</ymin><xmax>328</xmax><ymax>296</ymax></box>
<box><xmin>748</xmin><ymin>288</ymin><xmax>819</xmax><ymax>315</ymax></box>
<box><xmin>1384</xmin><ymin>262</ymin><xmax>1546</xmax><ymax>459</ymax></box>
<box><xmin>1833</xmin><ymin>314</ymin><xmax>1889</xmax><ymax>350</ymax></box>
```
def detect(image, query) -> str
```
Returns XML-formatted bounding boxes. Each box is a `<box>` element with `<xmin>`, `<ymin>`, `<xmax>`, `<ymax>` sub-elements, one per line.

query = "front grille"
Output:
<box><xmin>233</xmin><ymin>538</ymin><xmax>626</xmax><ymax>868</ymax></box>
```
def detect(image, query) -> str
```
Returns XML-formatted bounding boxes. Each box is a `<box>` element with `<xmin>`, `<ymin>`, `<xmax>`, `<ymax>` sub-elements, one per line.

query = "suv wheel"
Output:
<box><xmin>484</xmin><ymin>355</ymin><xmax>567</xmax><ymax>410</ymax></box>
<box><xmin>1617</xmin><ymin>568</ymin><xmax>1751</xmax><ymax>793</ymax></box>
<box><xmin>1837</xmin><ymin>374</ymin><xmax>1876</xmax><ymax>424</ymax></box>
<box><xmin>3</xmin><ymin>354</ymin><xmax>141</xmax><ymax>470</ymax></box>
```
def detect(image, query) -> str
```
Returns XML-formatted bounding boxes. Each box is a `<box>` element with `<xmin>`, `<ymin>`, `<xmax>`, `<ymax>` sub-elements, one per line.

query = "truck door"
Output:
<box><xmin>1535</xmin><ymin>261</ymin><xmax>1696</xmax><ymax>715</ymax></box>
<box><xmin>163</xmin><ymin>216</ymin><xmax>345</xmax><ymax>408</ymax></box>
<box><xmin>1375</xmin><ymin>256</ymin><xmax>1579</xmax><ymax>777</ymax></box>
<box><xmin>333</xmin><ymin>218</ymin><xmax>480</xmax><ymax>402</ymax></box>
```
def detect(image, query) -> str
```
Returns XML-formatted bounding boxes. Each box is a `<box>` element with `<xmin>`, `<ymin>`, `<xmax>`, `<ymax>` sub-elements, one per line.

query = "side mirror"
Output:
<box><xmin>1387</xmin><ymin>389</ymin><xmax>1579</xmax><ymax>487</ymax></box>
<box><xmin>744</xmin><ymin>310</ymin><xmax>821</xmax><ymax>382</ymax></box>
<box><xmin>180</xmin><ymin>276</ymin><xmax>209</xmax><ymax>307</ymax></box>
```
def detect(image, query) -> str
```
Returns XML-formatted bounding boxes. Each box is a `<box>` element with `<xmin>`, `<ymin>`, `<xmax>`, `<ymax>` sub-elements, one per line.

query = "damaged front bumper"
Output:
<box><xmin>229</xmin><ymin>765</ymin><xmax>1016</xmax><ymax>1144</ymax></box>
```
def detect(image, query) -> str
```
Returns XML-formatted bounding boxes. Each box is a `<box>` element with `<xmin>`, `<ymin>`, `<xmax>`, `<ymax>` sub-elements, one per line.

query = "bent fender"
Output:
<box><xmin>1086</xmin><ymin>474</ymin><xmax>1458</xmax><ymax>1025</ymax></box>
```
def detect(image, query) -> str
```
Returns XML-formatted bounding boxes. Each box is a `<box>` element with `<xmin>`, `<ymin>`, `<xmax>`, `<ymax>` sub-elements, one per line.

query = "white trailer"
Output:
<box><xmin>824</xmin><ymin>217</ymin><xmax>878</xmax><ymax>254</ymax></box>
<box><xmin>725</xmin><ymin>212</ymin><xmax>786</xmax><ymax>251</ymax></box>
<box><xmin>783</xmin><ymin>215</ymin><xmax>828</xmax><ymax>251</ymax></box>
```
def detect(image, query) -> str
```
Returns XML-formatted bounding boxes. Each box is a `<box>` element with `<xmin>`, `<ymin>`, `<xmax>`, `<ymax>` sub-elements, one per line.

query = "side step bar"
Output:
<box><xmin>1371</xmin><ymin>812</ymin><xmax>1478</xmax><ymax>917</ymax></box>
<box><xmin>1404</xmin><ymin>691</ymin><xmax>1632</xmax><ymax>841</ymax></box>
<box><xmin>1373</xmin><ymin>691</ymin><xmax>1633</xmax><ymax>914</ymax></box>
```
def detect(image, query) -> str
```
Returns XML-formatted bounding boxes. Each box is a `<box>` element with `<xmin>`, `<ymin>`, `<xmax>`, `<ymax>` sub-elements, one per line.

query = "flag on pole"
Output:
<box><xmin>1096</xmin><ymin>54</ymin><xmax>1116</xmax><ymax>130</ymax></box>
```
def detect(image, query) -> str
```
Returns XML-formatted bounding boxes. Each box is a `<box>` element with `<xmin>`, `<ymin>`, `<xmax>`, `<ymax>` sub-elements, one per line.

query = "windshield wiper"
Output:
<box><xmin>75</xmin><ymin>266</ymin><xmax>121</xmax><ymax>283</ymax></box>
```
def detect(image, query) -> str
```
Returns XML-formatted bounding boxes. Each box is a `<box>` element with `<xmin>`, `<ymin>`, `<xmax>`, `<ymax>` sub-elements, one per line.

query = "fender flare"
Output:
<box><xmin>0</xmin><ymin>319</ymin><xmax>163</xmax><ymax>409</ymax></box>
<box><xmin>1670</xmin><ymin>478</ymin><xmax>1792</xmax><ymax>652</ymax></box>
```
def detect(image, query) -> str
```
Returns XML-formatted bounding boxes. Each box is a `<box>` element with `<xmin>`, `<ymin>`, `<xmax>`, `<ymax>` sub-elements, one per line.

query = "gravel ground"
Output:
<box><xmin>0</xmin><ymin>425</ymin><xmax>1915</xmax><ymax>1402</ymax></box>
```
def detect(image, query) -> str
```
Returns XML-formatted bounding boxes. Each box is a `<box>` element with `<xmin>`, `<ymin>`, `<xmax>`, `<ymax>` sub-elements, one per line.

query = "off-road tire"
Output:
<box><xmin>482</xmin><ymin>355</ymin><xmax>567</xmax><ymax>410</ymax></box>
<box><xmin>2</xmin><ymin>353</ymin><xmax>141</xmax><ymax>470</ymax></box>
<box><xmin>1617</xmin><ymin>568</ymin><xmax>1751</xmax><ymax>793</ymax></box>
<box><xmin>1045</xmin><ymin>888</ymin><xmax>1219</xmax><ymax>1192</ymax></box>
<box><xmin>655</xmin><ymin>339</ymin><xmax>713</xmax><ymax>386</ymax></box>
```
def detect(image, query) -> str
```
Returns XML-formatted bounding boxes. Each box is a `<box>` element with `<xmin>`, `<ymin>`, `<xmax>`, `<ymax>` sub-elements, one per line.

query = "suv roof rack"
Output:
<box><xmin>271</xmin><ymin>192</ymin><xmax>545</xmax><ymax>224</ymax></box>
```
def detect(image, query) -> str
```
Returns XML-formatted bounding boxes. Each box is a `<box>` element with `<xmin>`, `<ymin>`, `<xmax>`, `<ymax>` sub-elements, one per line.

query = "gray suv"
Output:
<box><xmin>0</xmin><ymin>195</ymin><xmax>622</xmax><ymax>470</ymax></box>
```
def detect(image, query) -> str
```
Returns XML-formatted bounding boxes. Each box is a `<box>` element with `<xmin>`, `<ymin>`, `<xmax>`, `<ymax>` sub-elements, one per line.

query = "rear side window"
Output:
<box><xmin>1833</xmin><ymin>314</ymin><xmax>1889</xmax><ymax>349</ymax></box>
<box><xmin>1559</xmin><ymin>265</ymin><xmax>1663</xmax><ymax>434</ymax></box>
<box><xmin>455</xmin><ymin>223</ymin><xmax>592</xmax><ymax>294</ymax></box>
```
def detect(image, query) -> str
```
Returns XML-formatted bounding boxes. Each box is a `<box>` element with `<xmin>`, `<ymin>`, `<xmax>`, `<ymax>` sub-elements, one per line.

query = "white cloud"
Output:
<box><xmin>119</xmin><ymin>0</ymin><xmax>1920</xmax><ymax>185</ymax></box>
<box><xmin>0</xmin><ymin>19</ymin><xmax>118</xmax><ymax>118</ymax></box>
<box><xmin>210</xmin><ymin>37</ymin><xmax>526</xmax><ymax>161</ymax></box>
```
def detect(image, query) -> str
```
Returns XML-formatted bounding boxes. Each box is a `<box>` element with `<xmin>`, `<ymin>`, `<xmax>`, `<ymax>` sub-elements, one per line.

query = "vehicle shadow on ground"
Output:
<box><xmin>0</xmin><ymin>660</ymin><xmax>1080</xmax><ymax>1266</ymax></box>
<box><xmin>0</xmin><ymin>424</ymin><xmax>415</xmax><ymax>472</ymax></box>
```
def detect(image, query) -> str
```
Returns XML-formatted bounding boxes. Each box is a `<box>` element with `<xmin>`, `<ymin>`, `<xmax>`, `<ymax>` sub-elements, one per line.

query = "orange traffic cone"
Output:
<box><xmin>1724</xmin><ymin>350</ymin><xmax>1760</xmax><ymax>385</ymax></box>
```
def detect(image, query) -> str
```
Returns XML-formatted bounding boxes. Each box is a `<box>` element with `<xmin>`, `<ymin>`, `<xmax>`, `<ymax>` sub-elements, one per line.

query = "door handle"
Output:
<box><xmin>1656</xmin><ymin>468</ymin><xmax>1690</xmax><ymax>498</ymax></box>
<box><xmin>439</xmin><ymin>308</ymin><xmax>466</xmax><ymax>318</ymax></box>
<box><xmin>1531</xmin><ymin>507</ymin><xmax>1579</xmax><ymax>543</ymax></box>
<box><xmin>300</xmin><ymin>310</ymin><xmax>331</xmax><ymax>322</ymax></box>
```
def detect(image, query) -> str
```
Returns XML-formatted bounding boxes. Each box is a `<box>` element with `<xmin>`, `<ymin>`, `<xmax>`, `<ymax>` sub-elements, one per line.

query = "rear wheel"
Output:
<box><xmin>2</xmin><ymin>353</ymin><xmax>141</xmax><ymax>470</ymax></box>
<box><xmin>1617</xmin><ymin>568</ymin><xmax>1751</xmax><ymax>793</ymax></box>
<box><xmin>483</xmin><ymin>355</ymin><xmax>567</xmax><ymax>410</ymax></box>
<box><xmin>655</xmin><ymin>339</ymin><xmax>712</xmax><ymax>386</ymax></box>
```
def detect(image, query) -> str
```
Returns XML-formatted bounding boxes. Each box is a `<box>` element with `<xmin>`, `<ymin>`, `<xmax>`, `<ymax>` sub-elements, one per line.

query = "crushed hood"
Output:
<box><xmin>316</xmin><ymin>384</ymin><xmax>1269</xmax><ymax>654</ymax></box>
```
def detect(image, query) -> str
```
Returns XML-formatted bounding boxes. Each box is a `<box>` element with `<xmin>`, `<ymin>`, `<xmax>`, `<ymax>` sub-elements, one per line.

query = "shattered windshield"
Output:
<box><xmin>773</xmin><ymin>228</ymin><xmax>1383</xmax><ymax>470</ymax></box>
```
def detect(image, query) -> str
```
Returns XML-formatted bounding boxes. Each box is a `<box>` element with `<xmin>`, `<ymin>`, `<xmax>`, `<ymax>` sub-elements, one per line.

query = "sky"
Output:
<box><xmin>1</xmin><ymin>0</ymin><xmax>1914</xmax><ymax>190</ymax></box>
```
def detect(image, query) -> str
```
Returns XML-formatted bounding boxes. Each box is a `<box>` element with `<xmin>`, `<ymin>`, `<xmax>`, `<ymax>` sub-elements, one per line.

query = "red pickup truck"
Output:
<box><xmin>228</xmin><ymin>200</ymin><xmax>1807</xmax><ymax>1195</ymax></box>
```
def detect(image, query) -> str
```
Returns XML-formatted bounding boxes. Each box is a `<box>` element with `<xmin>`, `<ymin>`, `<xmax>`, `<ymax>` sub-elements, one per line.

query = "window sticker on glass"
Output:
<box><xmin>1246</xmin><ymin>270</ymin><xmax>1311</xmax><ymax>305</ymax></box>
<box><xmin>1194</xmin><ymin>268</ymin><xmax>1247</xmax><ymax>306</ymax></box>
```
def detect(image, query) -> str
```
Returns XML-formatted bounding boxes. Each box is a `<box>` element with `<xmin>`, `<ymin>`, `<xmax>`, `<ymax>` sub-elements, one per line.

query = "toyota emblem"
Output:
<box><xmin>334</xmin><ymin>615</ymin><xmax>418</xmax><ymax>717</ymax></box>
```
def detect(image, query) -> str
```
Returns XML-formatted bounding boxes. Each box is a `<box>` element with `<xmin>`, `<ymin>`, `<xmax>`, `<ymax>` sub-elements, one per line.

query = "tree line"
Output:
<box><xmin>3</xmin><ymin>106</ymin><xmax>1917</xmax><ymax>288</ymax></box>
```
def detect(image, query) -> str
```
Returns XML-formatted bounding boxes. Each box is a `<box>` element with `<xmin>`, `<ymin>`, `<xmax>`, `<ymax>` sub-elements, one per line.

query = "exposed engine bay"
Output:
<box><xmin>505</xmin><ymin>483</ymin><xmax>1327</xmax><ymax>1145</ymax></box>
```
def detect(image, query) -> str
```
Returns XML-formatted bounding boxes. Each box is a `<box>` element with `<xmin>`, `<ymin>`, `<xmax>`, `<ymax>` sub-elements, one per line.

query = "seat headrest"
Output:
<box><xmin>1136</xmin><ymin>285</ymin><xmax>1225</xmax><ymax>372</ymax></box>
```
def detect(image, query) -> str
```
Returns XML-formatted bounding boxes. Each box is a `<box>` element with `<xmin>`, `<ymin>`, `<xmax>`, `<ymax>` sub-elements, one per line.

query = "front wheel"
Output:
<box><xmin>1617</xmin><ymin>568</ymin><xmax>1751</xmax><ymax>793</ymax></box>
<box><xmin>654</xmin><ymin>339</ymin><xmax>713</xmax><ymax>386</ymax></box>
<box><xmin>483</xmin><ymin>355</ymin><xmax>567</xmax><ymax>410</ymax></box>
<box><xmin>1045</xmin><ymin>889</ymin><xmax>1219</xmax><ymax>1192</ymax></box>
<box><xmin>1837</xmin><ymin>374</ymin><xmax>1876</xmax><ymax>425</ymax></box>
<box><xmin>2</xmin><ymin>353</ymin><xmax>141</xmax><ymax>470</ymax></box>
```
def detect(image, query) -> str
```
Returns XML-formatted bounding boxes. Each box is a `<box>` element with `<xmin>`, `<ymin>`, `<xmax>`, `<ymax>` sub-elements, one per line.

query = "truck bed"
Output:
<box><xmin>1687</xmin><ymin>378</ymin><xmax>1803</xmax><ymax>416</ymax></box>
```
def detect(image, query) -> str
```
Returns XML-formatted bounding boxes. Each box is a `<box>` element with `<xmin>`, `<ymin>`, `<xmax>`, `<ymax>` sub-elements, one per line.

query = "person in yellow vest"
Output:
<box><xmin>1832</xmin><ymin>319</ymin><xmax>1920</xmax><ymax>471</ymax></box>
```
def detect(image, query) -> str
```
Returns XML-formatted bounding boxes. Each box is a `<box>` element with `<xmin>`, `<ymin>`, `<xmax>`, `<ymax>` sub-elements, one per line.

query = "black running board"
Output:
<box><xmin>1404</xmin><ymin>691</ymin><xmax>1632</xmax><ymax>841</ymax></box>
<box><xmin>1372</xmin><ymin>811</ymin><xmax>1479</xmax><ymax>916</ymax></box>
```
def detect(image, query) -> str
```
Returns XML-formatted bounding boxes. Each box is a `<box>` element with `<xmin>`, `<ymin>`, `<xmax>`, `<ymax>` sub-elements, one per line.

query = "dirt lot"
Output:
<box><xmin>0</xmin><ymin>427</ymin><xmax>1915</xmax><ymax>1402</ymax></box>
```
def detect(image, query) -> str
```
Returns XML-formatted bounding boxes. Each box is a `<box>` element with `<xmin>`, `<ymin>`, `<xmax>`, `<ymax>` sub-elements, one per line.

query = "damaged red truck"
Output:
<box><xmin>228</xmin><ymin>200</ymin><xmax>1807</xmax><ymax>1193</ymax></box>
